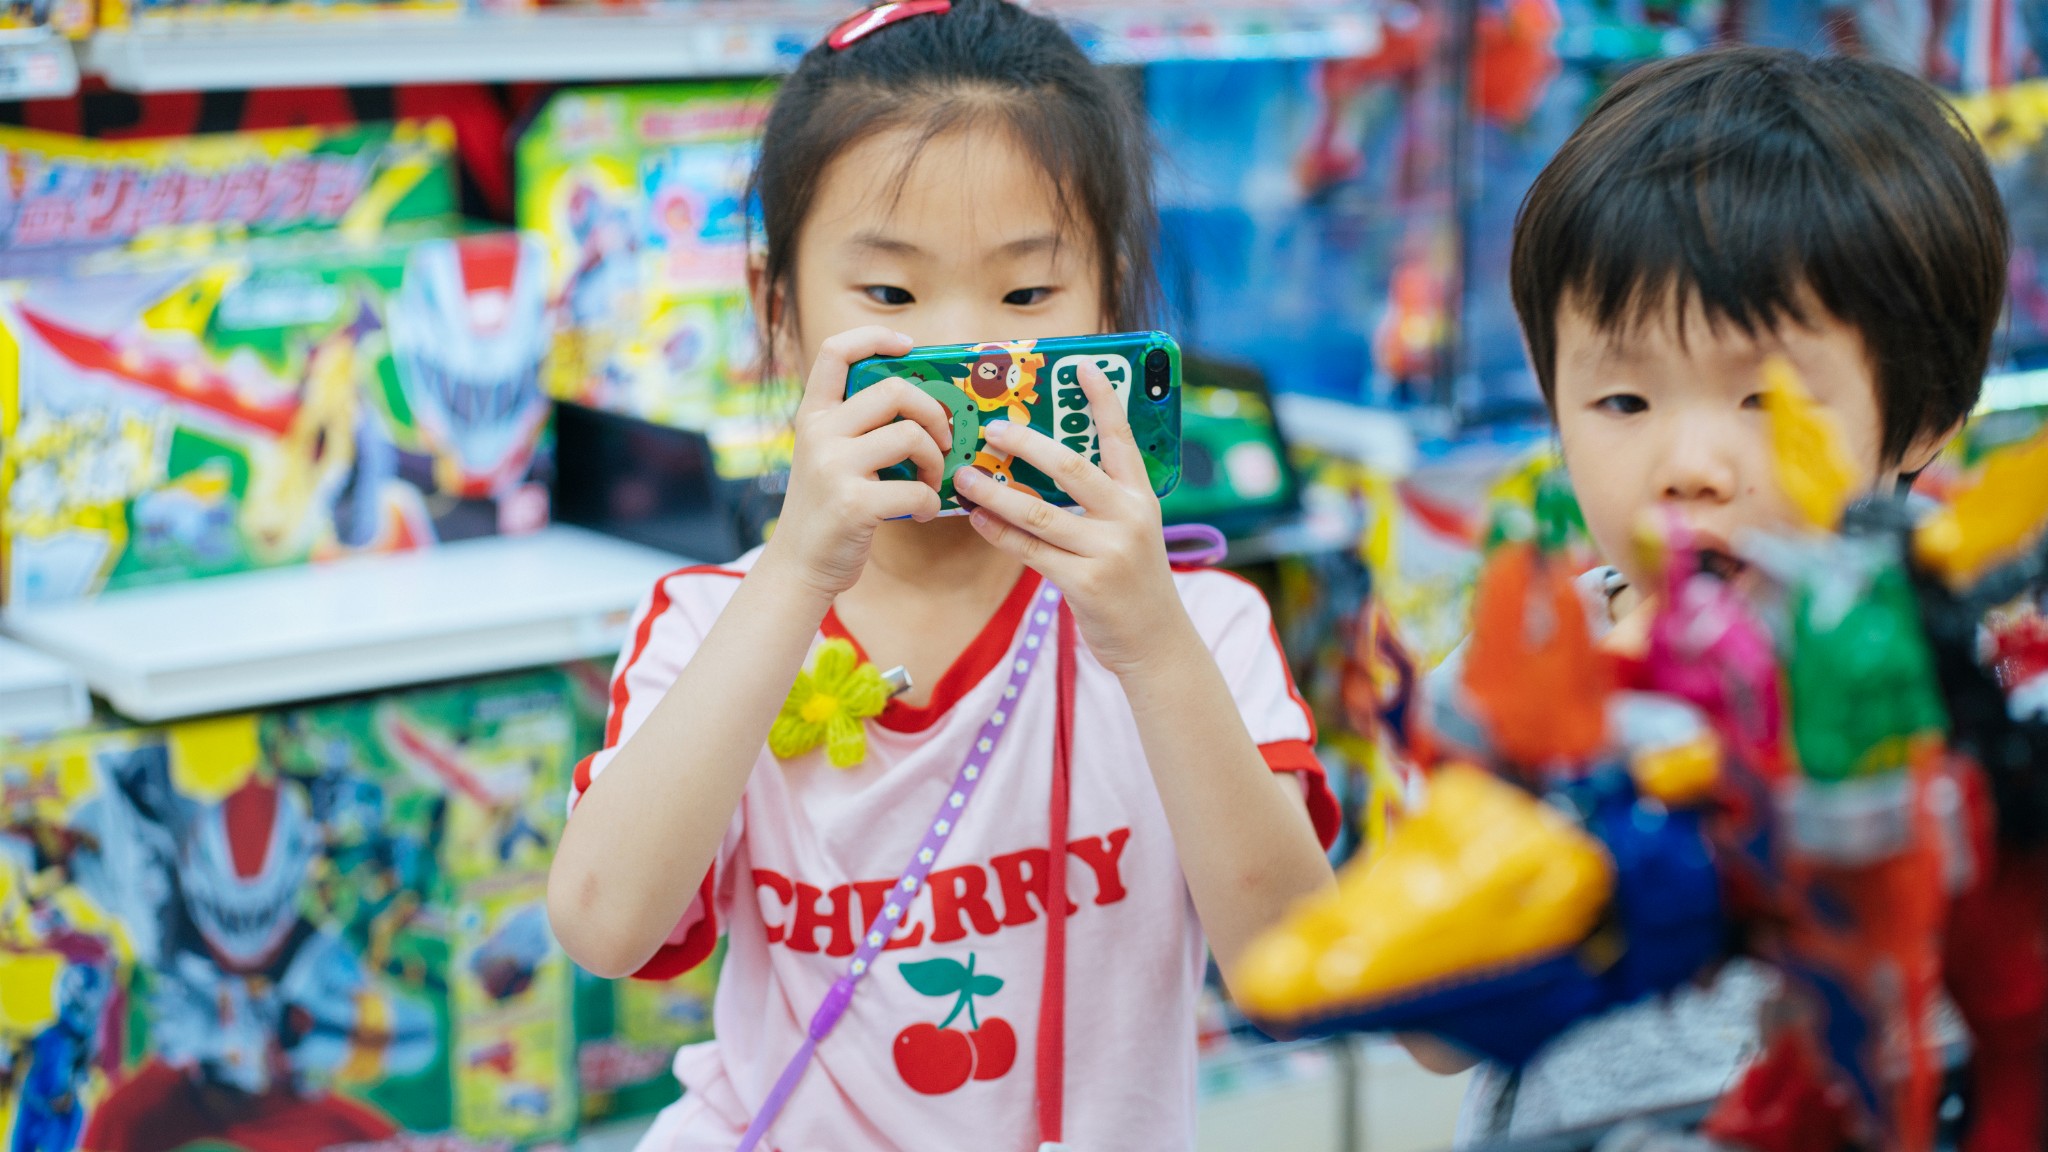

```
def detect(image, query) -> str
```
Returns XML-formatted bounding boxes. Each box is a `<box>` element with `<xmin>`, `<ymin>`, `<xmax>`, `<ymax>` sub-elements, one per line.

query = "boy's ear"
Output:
<box><xmin>1899</xmin><ymin>416</ymin><xmax>1965</xmax><ymax>476</ymax></box>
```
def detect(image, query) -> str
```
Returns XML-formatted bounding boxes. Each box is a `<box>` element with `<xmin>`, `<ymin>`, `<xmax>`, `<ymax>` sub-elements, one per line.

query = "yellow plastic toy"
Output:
<box><xmin>1237</xmin><ymin>765</ymin><xmax>1614</xmax><ymax>1018</ymax></box>
<box><xmin>1914</xmin><ymin>423</ymin><xmax>2048</xmax><ymax>589</ymax></box>
<box><xmin>1762</xmin><ymin>356</ymin><xmax>1859</xmax><ymax>532</ymax></box>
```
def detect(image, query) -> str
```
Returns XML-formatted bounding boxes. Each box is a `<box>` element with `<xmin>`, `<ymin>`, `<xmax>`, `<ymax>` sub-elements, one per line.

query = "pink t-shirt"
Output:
<box><xmin>570</xmin><ymin>550</ymin><xmax>1337</xmax><ymax>1152</ymax></box>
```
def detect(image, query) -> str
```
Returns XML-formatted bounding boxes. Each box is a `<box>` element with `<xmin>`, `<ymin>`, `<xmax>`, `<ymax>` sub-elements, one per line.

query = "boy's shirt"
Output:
<box><xmin>572</xmin><ymin>549</ymin><xmax>1338</xmax><ymax>1152</ymax></box>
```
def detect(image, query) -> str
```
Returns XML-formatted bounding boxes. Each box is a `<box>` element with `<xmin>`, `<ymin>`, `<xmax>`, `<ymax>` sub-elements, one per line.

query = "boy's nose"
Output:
<box><xmin>1655</xmin><ymin>436</ymin><xmax>1739</xmax><ymax>504</ymax></box>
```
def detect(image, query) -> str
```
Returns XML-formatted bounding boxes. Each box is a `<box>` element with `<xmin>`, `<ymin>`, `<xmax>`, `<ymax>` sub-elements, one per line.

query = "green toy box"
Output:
<box><xmin>0</xmin><ymin>224</ymin><xmax>556</xmax><ymax>606</ymax></box>
<box><xmin>0</xmin><ymin>667</ymin><xmax>582</xmax><ymax>1151</ymax></box>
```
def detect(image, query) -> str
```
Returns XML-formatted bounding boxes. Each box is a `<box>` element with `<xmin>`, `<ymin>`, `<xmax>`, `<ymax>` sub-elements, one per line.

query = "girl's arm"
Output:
<box><xmin>952</xmin><ymin>364</ymin><xmax>1334</xmax><ymax>992</ymax></box>
<box><xmin>549</xmin><ymin>327</ymin><xmax>953</xmax><ymax>978</ymax></box>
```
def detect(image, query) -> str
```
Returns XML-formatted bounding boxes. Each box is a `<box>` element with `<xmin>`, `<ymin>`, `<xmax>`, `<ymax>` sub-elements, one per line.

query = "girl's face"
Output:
<box><xmin>774</xmin><ymin>124</ymin><xmax>1106</xmax><ymax>369</ymax></box>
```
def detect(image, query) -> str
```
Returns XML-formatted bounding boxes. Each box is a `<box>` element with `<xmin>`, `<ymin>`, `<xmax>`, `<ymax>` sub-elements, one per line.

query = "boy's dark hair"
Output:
<box><xmin>1512</xmin><ymin>46</ymin><xmax>2009</xmax><ymax>465</ymax></box>
<box><xmin>749</xmin><ymin>0</ymin><xmax>1158</xmax><ymax>358</ymax></box>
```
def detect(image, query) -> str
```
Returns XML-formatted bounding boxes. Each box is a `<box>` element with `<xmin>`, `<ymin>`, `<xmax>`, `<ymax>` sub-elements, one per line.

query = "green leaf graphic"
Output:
<box><xmin>970</xmin><ymin>974</ymin><xmax>1004</xmax><ymax>997</ymax></box>
<box><xmin>899</xmin><ymin>958</ymin><xmax>969</xmax><ymax>998</ymax></box>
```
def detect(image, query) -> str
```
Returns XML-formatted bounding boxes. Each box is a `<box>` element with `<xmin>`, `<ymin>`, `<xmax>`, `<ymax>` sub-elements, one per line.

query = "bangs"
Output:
<box><xmin>1512</xmin><ymin>47</ymin><xmax>2007</xmax><ymax>463</ymax></box>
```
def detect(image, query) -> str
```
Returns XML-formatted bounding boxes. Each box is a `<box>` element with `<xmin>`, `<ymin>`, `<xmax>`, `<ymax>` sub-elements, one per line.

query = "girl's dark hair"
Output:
<box><xmin>748</xmin><ymin>0</ymin><xmax>1158</xmax><ymax>361</ymax></box>
<box><xmin>1512</xmin><ymin>46</ymin><xmax>2009</xmax><ymax>465</ymax></box>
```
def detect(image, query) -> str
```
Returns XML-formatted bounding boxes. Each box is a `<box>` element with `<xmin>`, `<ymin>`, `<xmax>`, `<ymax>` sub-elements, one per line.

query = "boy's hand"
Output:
<box><xmin>954</xmin><ymin>360</ymin><xmax>1186</xmax><ymax>676</ymax></box>
<box><xmin>766</xmin><ymin>326</ymin><xmax>952</xmax><ymax>603</ymax></box>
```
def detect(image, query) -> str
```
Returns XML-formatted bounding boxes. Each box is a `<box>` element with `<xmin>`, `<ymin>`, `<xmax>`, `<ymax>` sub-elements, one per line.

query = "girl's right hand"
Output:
<box><xmin>765</xmin><ymin>326</ymin><xmax>953</xmax><ymax>601</ymax></box>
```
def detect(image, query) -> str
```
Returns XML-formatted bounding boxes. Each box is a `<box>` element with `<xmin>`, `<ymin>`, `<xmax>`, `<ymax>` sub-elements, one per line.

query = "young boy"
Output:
<box><xmin>1419</xmin><ymin>45</ymin><xmax>2010</xmax><ymax>1142</ymax></box>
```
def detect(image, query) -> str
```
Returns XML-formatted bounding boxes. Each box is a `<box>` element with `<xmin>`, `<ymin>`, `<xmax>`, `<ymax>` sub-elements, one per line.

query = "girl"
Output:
<box><xmin>547</xmin><ymin>2</ymin><xmax>1339</xmax><ymax>1148</ymax></box>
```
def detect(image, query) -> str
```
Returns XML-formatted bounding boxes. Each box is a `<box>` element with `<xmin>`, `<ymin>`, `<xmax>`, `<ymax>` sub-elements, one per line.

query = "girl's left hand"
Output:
<box><xmin>952</xmin><ymin>360</ymin><xmax>1187</xmax><ymax>678</ymax></box>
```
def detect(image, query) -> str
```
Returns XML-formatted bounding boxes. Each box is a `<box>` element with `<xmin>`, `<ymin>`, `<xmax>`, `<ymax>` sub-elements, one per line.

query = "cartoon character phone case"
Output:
<box><xmin>845</xmin><ymin>331</ymin><xmax>1182</xmax><ymax>512</ymax></box>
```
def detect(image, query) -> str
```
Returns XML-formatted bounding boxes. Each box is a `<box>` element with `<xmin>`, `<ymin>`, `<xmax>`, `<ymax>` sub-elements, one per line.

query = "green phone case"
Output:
<box><xmin>845</xmin><ymin>331</ymin><xmax>1183</xmax><ymax>512</ymax></box>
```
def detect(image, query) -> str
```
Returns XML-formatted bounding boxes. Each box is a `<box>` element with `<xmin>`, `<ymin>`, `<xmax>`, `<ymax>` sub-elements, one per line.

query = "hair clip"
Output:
<box><xmin>827</xmin><ymin>0</ymin><xmax>952</xmax><ymax>50</ymax></box>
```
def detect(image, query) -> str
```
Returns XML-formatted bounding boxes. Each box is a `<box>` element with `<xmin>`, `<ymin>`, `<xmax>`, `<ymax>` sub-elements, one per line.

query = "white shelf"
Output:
<box><xmin>0</xmin><ymin>28</ymin><xmax>80</xmax><ymax>99</ymax></box>
<box><xmin>1</xmin><ymin>525</ymin><xmax>687</xmax><ymax>723</ymax></box>
<box><xmin>0</xmin><ymin>635</ymin><xmax>92</xmax><ymax>738</ymax></box>
<box><xmin>81</xmin><ymin>0</ymin><xmax>1380</xmax><ymax>92</ymax></box>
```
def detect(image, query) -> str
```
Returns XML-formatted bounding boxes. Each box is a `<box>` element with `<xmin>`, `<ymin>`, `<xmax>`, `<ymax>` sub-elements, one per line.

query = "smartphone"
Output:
<box><xmin>845</xmin><ymin>331</ymin><xmax>1183</xmax><ymax>512</ymax></box>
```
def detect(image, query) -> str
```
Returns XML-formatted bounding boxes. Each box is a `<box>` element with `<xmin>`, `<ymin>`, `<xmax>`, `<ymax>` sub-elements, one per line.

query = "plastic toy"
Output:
<box><xmin>1241</xmin><ymin>357</ymin><xmax>2048</xmax><ymax>1152</ymax></box>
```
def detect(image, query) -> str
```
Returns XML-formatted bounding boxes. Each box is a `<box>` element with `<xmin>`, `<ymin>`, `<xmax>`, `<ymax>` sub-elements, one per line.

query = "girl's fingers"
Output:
<box><xmin>952</xmin><ymin>466</ymin><xmax>1096</xmax><ymax>554</ymax></box>
<box><xmin>827</xmin><ymin>375</ymin><xmax>954</xmax><ymax>452</ymax></box>
<box><xmin>796</xmin><ymin>327</ymin><xmax>915</xmax><ymax>421</ymax></box>
<box><xmin>851</xmin><ymin>420</ymin><xmax>946</xmax><ymax>490</ymax></box>
<box><xmin>980</xmin><ymin>418</ymin><xmax>1122</xmax><ymax>516</ymax></box>
<box><xmin>966</xmin><ymin>504</ymin><xmax>1079</xmax><ymax>579</ymax></box>
<box><xmin>1077</xmin><ymin>360</ymin><xmax>1148</xmax><ymax>488</ymax></box>
<box><xmin>871</xmin><ymin>479</ymin><xmax>944</xmax><ymax>523</ymax></box>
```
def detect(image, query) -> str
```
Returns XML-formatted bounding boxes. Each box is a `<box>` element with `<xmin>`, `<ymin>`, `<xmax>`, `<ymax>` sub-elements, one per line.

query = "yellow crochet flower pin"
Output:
<box><xmin>771</xmin><ymin>639</ymin><xmax>893</xmax><ymax>768</ymax></box>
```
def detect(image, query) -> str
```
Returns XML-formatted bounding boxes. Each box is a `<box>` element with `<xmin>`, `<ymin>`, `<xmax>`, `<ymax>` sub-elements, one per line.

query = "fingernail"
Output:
<box><xmin>984</xmin><ymin>419</ymin><xmax>1009</xmax><ymax>436</ymax></box>
<box><xmin>954</xmin><ymin>468</ymin><xmax>980</xmax><ymax>490</ymax></box>
<box><xmin>893</xmin><ymin>331</ymin><xmax>913</xmax><ymax>344</ymax></box>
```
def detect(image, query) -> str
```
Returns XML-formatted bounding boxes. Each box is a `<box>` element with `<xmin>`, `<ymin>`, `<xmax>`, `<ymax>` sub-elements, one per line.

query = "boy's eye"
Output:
<box><xmin>864</xmin><ymin>285</ymin><xmax>914</xmax><ymax>306</ymax></box>
<box><xmin>1741</xmin><ymin>393</ymin><xmax>1765</xmax><ymax>410</ymax></box>
<box><xmin>1002</xmin><ymin>287</ymin><xmax>1052</xmax><ymax>306</ymax></box>
<box><xmin>1596</xmin><ymin>394</ymin><xmax>1649</xmax><ymax>415</ymax></box>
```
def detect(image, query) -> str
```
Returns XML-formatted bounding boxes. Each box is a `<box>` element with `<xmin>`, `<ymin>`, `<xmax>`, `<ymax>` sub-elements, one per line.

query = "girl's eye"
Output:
<box><xmin>1596</xmin><ymin>394</ymin><xmax>1648</xmax><ymax>415</ymax></box>
<box><xmin>1740</xmin><ymin>393</ymin><xmax>1765</xmax><ymax>410</ymax></box>
<box><xmin>864</xmin><ymin>285</ymin><xmax>914</xmax><ymax>306</ymax></box>
<box><xmin>1002</xmin><ymin>287</ymin><xmax>1052</xmax><ymax>306</ymax></box>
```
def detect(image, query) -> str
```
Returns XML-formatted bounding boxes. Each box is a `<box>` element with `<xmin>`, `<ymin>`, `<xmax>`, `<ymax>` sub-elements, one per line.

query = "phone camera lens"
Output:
<box><xmin>1144</xmin><ymin>349</ymin><xmax>1170</xmax><ymax>400</ymax></box>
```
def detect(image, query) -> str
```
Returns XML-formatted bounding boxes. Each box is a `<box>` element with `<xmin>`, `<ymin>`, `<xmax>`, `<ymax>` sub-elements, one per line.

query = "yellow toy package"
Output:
<box><xmin>515</xmin><ymin>82</ymin><xmax>773</xmax><ymax>438</ymax></box>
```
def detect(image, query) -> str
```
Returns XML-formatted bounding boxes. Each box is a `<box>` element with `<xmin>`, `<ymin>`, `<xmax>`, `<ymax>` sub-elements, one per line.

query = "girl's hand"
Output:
<box><xmin>953</xmin><ymin>361</ymin><xmax>1185</xmax><ymax>676</ymax></box>
<box><xmin>766</xmin><ymin>326</ymin><xmax>953</xmax><ymax>602</ymax></box>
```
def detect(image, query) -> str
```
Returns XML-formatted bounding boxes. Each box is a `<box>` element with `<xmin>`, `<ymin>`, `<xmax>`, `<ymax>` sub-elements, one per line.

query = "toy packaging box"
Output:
<box><xmin>515</xmin><ymin>82</ymin><xmax>772</xmax><ymax>440</ymax></box>
<box><xmin>0</xmin><ymin>224</ymin><xmax>557</xmax><ymax>606</ymax></box>
<box><xmin>0</xmin><ymin>121</ymin><xmax>461</xmax><ymax>256</ymax></box>
<box><xmin>0</xmin><ymin>667</ymin><xmax>582</xmax><ymax>1152</ymax></box>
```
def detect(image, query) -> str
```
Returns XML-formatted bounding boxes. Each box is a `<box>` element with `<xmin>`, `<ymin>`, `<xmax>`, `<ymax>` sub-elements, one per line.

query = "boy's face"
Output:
<box><xmin>1551</xmin><ymin>292</ymin><xmax>1938</xmax><ymax>601</ymax></box>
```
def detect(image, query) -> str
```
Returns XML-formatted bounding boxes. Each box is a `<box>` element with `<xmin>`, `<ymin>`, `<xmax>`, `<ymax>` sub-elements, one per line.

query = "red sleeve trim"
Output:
<box><xmin>1262</xmin><ymin>739</ymin><xmax>1340</xmax><ymax>850</ymax></box>
<box><xmin>630</xmin><ymin>868</ymin><xmax>721</xmax><ymax>980</ymax></box>
<box><xmin>601</xmin><ymin>565</ymin><xmax>745</xmax><ymax>749</ymax></box>
<box><xmin>571</xmin><ymin>753</ymin><xmax>597</xmax><ymax>806</ymax></box>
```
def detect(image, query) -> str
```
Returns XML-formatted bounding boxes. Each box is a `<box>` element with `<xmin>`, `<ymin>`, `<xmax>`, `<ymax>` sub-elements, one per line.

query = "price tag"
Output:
<box><xmin>0</xmin><ymin>31</ymin><xmax>77</xmax><ymax>101</ymax></box>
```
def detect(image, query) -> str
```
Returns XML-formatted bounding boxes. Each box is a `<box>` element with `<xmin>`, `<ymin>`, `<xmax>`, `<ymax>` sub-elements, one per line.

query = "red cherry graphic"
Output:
<box><xmin>968</xmin><ymin>1017</ymin><xmax>1015</xmax><ymax>1080</ymax></box>
<box><xmin>894</xmin><ymin>952</ymin><xmax>1012</xmax><ymax>1092</ymax></box>
<box><xmin>894</xmin><ymin>1023</ymin><xmax>975</xmax><ymax>1095</ymax></box>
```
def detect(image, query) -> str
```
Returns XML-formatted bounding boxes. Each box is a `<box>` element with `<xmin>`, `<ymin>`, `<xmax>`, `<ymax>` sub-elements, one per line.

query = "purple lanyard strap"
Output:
<box><xmin>737</xmin><ymin>581</ymin><xmax>1068</xmax><ymax>1152</ymax></box>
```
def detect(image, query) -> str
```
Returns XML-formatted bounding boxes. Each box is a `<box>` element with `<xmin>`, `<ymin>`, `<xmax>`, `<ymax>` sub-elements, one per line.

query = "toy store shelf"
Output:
<box><xmin>0</xmin><ymin>635</ymin><xmax>92</xmax><ymax>737</ymax></box>
<box><xmin>0</xmin><ymin>28</ymin><xmax>80</xmax><ymax>99</ymax></box>
<box><xmin>1275</xmin><ymin>393</ymin><xmax>1420</xmax><ymax>476</ymax></box>
<box><xmin>0</xmin><ymin>525</ymin><xmax>685</xmax><ymax>724</ymax></box>
<box><xmin>1223</xmin><ymin>497</ymin><xmax>1360</xmax><ymax>565</ymax></box>
<box><xmin>80</xmin><ymin>0</ymin><xmax>1382</xmax><ymax>92</ymax></box>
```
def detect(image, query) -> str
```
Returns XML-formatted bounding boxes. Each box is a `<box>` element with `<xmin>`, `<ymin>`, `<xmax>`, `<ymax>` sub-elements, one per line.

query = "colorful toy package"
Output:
<box><xmin>0</xmin><ymin>120</ymin><xmax>460</xmax><ymax>256</ymax></box>
<box><xmin>1240</xmin><ymin>360</ymin><xmax>2048</xmax><ymax>1152</ymax></box>
<box><xmin>0</xmin><ymin>224</ymin><xmax>556</xmax><ymax>606</ymax></box>
<box><xmin>0</xmin><ymin>666</ymin><xmax>584</xmax><ymax>1152</ymax></box>
<box><xmin>516</xmin><ymin>82</ymin><xmax>772</xmax><ymax>439</ymax></box>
